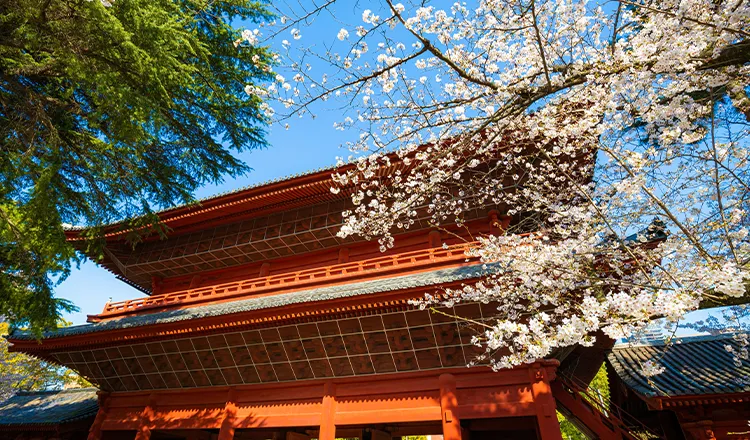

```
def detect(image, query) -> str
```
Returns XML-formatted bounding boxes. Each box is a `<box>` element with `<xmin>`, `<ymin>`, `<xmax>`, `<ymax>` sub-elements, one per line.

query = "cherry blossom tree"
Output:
<box><xmin>239</xmin><ymin>0</ymin><xmax>750</xmax><ymax>373</ymax></box>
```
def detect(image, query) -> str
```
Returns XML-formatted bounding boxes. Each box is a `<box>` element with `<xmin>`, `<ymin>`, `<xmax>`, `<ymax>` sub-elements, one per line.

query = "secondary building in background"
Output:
<box><xmin>608</xmin><ymin>334</ymin><xmax>750</xmax><ymax>440</ymax></box>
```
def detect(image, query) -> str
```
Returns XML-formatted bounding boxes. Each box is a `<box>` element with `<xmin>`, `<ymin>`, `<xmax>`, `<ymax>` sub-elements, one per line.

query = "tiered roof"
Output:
<box><xmin>65</xmin><ymin>158</ymin><xmax>501</xmax><ymax>296</ymax></box>
<box><xmin>11</xmin><ymin>262</ymin><xmax>496</xmax><ymax>342</ymax></box>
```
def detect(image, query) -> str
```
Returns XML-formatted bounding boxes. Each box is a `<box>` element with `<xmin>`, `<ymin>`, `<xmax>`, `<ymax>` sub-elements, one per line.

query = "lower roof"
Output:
<box><xmin>608</xmin><ymin>333</ymin><xmax>750</xmax><ymax>398</ymax></box>
<box><xmin>0</xmin><ymin>388</ymin><xmax>98</xmax><ymax>426</ymax></box>
<box><xmin>10</xmin><ymin>262</ymin><xmax>494</xmax><ymax>341</ymax></box>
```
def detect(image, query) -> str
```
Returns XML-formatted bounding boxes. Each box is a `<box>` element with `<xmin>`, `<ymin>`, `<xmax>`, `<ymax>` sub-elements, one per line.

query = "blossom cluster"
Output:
<box><xmin>246</xmin><ymin>0</ymin><xmax>750</xmax><ymax>373</ymax></box>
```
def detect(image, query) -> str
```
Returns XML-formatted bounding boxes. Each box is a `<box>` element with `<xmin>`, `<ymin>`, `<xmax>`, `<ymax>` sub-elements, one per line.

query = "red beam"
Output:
<box><xmin>94</xmin><ymin>364</ymin><xmax>559</xmax><ymax>432</ymax></box>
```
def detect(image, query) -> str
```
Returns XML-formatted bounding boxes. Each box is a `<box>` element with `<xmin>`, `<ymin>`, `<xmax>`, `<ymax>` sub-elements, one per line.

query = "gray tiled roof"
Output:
<box><xmin>11</xmin><ymin>263</ymin><xmax>496</xmax><ymax>341</ymax></box>
<box><xmin>0</xmin><ymin>388</ymin><xmax>98</xmax><ymax>426</ymax></box>
<box><xmin>608</xmin><ymin>333</ymin><xmax>750</xmax><ymax>398</ymax></box>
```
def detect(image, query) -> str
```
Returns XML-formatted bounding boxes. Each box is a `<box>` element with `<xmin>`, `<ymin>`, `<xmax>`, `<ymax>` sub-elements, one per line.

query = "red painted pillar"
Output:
<box><xmin>685</xmin><ymin>421</ymin><xmax>717</xmax><ymax>440</ymax></box>
<box><xmin>338</xmin><ymin>248</ymin><xmax>350</xmax><ymax>263</ymax></box>
<box><xmin>319</xmin><ymin>382</ymin><xmax>337</xmax><ymax>440</ymax></box>
<box><xmin>429</xmin><ymin>230</ymin><xmax>442</xmax><ymax>248</ymax></box>
<box><xmin>218</xmin><ymin>388</ymin><xmax>238</xmax><ymax>440</ymax></box>
<box><xmin>134</xmin><ymin>394</ymin><xmax>156</xmax><ymax>440</ymax></box>
<box><xmin>87</xmin><ymin>392</ymin><xmax>109</xmax><ymax>440</ymax></box>
<box><xmin>439</xmin><ymin>374</ymin><xmax>462</xmax><ymax>440</ymax></box>
<box><xmin>529</xmin><ymin>364</ymin><xmax>563</xmax><ymax>440</ymax></box>
<box><xmin>134</xmin><ymin>426</ymin><xmax>151</xmax><ymax>440</ymax></box>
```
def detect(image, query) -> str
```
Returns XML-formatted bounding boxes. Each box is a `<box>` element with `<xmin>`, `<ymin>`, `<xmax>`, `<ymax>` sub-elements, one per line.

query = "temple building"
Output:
<box><xmin>1</xmin><ymin>161</ymin><xmax>743</xmax><ymax>440</ymax></box>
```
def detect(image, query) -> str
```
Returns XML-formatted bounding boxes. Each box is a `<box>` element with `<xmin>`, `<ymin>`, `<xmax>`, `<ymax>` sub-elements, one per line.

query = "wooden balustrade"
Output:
<box><xmin>91</xmin><ymin>242</ymin><xmax>479</xmax><ymax>321</ymax></box>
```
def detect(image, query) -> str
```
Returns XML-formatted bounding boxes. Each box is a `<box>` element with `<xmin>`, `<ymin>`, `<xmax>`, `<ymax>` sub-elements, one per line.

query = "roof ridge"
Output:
<box><xmin>615</xmin><ymin>332</ymin><xmax>737</xmax><ymax>348</ymax></box>
<box><xmin>62</xmin><ymin>161</ymin><xmax>342</xmax><ymax>231</ymax></box>
<box><xmin>15</xmin><ymin>387</ymin><xmax>99</xmax><ymax>396</ymax></box>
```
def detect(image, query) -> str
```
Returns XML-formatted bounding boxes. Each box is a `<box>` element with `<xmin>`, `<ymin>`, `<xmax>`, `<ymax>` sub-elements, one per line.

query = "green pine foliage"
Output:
<box><xmin>0</xmin><ymin>0</ymin><xmax>273</xmax><ymax>333</ymax></box>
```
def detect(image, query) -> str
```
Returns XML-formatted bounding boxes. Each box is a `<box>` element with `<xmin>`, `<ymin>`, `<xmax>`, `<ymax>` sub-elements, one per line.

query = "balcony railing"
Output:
<box><xmin>91</xmin><ymin>241</ymin><xmax>479</xmax><ymax>322</ymax></box>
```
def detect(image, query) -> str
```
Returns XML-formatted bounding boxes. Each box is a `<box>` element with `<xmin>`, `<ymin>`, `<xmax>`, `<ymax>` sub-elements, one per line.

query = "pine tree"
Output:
<box><xmin>0</xmin><ymin>0</ymin><xmax>273</xmax><ymax>333</ymax></box>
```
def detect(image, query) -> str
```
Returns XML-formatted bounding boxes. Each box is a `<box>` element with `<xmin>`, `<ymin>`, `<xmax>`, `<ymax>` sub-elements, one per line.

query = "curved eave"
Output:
<box><xmin>654</xmin><ymin>391</ymin><xmax>750</xmax><ymax>407</ymax></box>
<box><xmin>63</xmin><ymin>164</ymin><xmax>349</xmax><ymax>242</ymax></box>
<box><xmin>62</xmin><ymin>154</ymin><xmax>415</xmax><ymax>243</ymax></box>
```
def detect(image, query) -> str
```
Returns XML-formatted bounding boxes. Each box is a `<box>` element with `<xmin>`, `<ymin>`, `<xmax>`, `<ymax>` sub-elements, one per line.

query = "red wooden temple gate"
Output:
<box><xmin>7</xmin><ymin>163</ymin><xmax>567</xmax><ymax>440</ymax></box>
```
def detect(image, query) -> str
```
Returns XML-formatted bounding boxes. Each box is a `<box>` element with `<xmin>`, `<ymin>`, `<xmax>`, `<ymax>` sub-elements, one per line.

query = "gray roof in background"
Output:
<box><xmin>0</xmin><ymin>388</ymin><xmax>98</xmax><ymax>426</ymax></box>
<box><xmin>608</xmin><ymin>333</ymin><xmax>750</xmax><ymax>398</ymax></box>
<box><xmin>11</xmin><ymin>263</ymin><xmax>496</xmax><ymax>341</ymax></box>
<box><xmin>623</xmin><ymin>218</ymin><xmax>668</xmax><ymax>243</ymax></box>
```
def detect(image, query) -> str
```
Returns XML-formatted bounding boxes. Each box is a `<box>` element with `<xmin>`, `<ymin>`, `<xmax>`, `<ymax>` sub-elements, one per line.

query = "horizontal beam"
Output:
<box><xmin>98</xmin><ymin>364</ymin><xmax>558</xmax><ymax>431</ymax></box>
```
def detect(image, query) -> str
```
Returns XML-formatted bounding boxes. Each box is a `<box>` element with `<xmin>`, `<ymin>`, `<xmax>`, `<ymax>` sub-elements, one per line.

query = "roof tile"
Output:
<box><xmin>0</xmin><ymin>388</ymin><xmax>98</xmax><ymax>426</ymax></box>
<box><xmin>608</xmin><ymin>334</ymin><xmax>750</xmax><ymax>398</ymax></box>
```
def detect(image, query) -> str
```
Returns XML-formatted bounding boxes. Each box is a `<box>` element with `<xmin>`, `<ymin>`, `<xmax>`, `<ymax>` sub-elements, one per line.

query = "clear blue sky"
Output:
<box><xmin>54</xmin><ymin>4</ymin><xmax>732</xmax><ymax>336</ymax></box>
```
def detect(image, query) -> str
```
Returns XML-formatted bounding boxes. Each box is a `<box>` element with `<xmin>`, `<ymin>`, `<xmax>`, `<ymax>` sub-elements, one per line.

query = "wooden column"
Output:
<box><xmin>528</xmin><ymin>364</ymin><xmax>562</xmax><ymax>440</ymax></box>
<box><xmin>371</xmin><ymin>430</ymin><xmax>391</xmax><ymax>440</ymax></box>
<box><xmin>439</xmin><ymin>374</ymin><xmax>462</xmax><ymax>440</ymax></box>
<box><xmin>428</xmin><ymin>230</ymin><xmax>442</xmax><ymax>248</ymax></box>
<box><xmin>151</xmin><ymin>277</ymin><xmax>163</xmax><ymax>295</ymax></box>
<box><xmin>338</xmin><ymin>248</ymin><xmax>350</xmax><ymax>263</ymax></box>
<box><xmin>135</xmin><ymin>394</ymin><xmax>156</xmax><ymax>440</ymax></box>
<box><xmin>259</xmin><ymin>263</ymin><xmax>271</xmax><ymax>277</ymax></box>
<box><xmin>319</xmin><ymin>382</ymin><xmax>337</xmax><ymax>440</ymax></box>
<box><xmin>684</xmin><ymin>421</ymin><xmax>717</xmax><ymax>440</ymax></box>
<box><xmin>218</xmin><ymin>388</ymin><xmax>238</xmax><ymax>440</ymax></box>
<box><xmin>87</xmin><ymin>391</ymin><xmax>110</xmax><ymax>440</ymax></box>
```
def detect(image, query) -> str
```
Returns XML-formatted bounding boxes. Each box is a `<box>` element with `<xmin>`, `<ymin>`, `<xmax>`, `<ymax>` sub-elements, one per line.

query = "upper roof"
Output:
<box><xmin>63</xmin><ymin>158</ymin><xmax>422</xmax><ymax>292</ymax></box>
<box><xmin>65</xmin><ymin>157</ymin><xmax>407</xmax><ymax>240</ymax></box>
<box><xmin>0</xmin><ymin>388</ymin><xmax>98</xmax><ymax>426</ymax></box>
<box><xmin>63</xmin><ymin>164</ymin><xmax>342</xmax><ymax>232</ymax></box>
<box><xmin>608</xmin><ymin>333</ymin><xmax>750</xmax><ymax>398</ymax></box>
